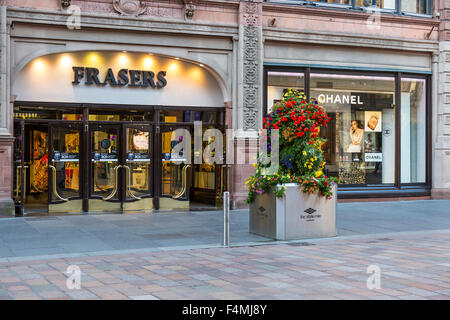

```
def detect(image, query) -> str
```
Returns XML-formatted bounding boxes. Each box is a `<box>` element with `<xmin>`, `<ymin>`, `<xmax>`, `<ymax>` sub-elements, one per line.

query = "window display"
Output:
<box><xmin>265</xmin><ymin>69</ymin><xmax>428</xmax><ymax>189</ymax></box>
<box><xmin>310</xmin><ymin>73</ymin><xmax>396</xmax><ymax>185</ymax></box>
<box><xmin>401</xmin><ymin>78</ymin><xmax>426</xmax><ymax>184</ymax></box>
<box><xmin>267</xmin><ymin>71</ymin><xmax>304</xmax><ymax>114</ymax></box>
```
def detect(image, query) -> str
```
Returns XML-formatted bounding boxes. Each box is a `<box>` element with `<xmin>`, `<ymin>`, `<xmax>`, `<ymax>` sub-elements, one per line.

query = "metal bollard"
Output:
<box><xmin>223</xmin><ymin>191</ymin><xmax>230</xmax><ymax>247</ymax></box>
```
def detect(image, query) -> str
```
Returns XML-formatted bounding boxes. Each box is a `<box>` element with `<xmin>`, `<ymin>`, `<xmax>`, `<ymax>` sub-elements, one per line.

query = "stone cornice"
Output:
<box><xmin>5</xmin><ymin>6</ymin><xmax>238</xmax><ymax>38</ymax></box>
<box><xmin>263</xmin><ymin>27</ymin><xmax>439</xmax><ymax>53</ymax></box>
<box><xmin>263</xmin><ymin>2</ymin><xmax>440</xmax><ymax>27</ymax></box>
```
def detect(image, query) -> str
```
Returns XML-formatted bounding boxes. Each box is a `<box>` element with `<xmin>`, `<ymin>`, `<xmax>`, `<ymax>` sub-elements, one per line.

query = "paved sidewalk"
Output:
<box><xmin>0</xmin><ymin>200</ymin><xmax>449</xmax><ymax>259</ymax></box>
<box><xmin>0</xmin><ymin>229</ymin><xmax>449</xmax><ymax>300</ymax></box>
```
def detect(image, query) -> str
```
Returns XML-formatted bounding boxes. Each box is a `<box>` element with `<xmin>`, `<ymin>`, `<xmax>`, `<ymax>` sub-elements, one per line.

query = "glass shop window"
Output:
<box><xmin>356</xmin><ymin>0</ymin><xmax>396</xmax><ymax>10</ymax></box>
<box><xmin>310</xmin><ymin>0</ymin><xmax>351</xmax><ymax>4</ymax></box>
<box><xmin>401</xmin><ymin>78</ymin><xmax>426</xmax><ymax>184</ymax></box>
<box><xmin>267</xmin><ymin>71</ymin><xmax>305</xmax><ymax>114</ymax></box>
<box><xmin>310</xmin><ymin>73</ymin><xmax>396</xmax><ymax>185</ymax></box>
<box><xmin>402</xmin><ymin>0</ymin><xmax>427</xmax><ymax>14</ymax></box>
<box><xmin>14</xmin><ymin>106</ymin><xmax>83</xmax><ymax>120</ymax></box>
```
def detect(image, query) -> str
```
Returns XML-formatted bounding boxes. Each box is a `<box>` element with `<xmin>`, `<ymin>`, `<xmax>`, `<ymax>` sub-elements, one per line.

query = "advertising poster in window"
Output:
<box><xmin>365</xmin><ymin>111</ymin><xmax>382</xmax><ymax>132</ymax></box>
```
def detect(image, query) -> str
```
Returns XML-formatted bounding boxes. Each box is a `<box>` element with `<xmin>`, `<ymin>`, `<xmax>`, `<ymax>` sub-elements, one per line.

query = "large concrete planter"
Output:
<box><xmin>249</xmin><ymin>183</ymin><xmax>337</xmax><ymax>240</ymax></box>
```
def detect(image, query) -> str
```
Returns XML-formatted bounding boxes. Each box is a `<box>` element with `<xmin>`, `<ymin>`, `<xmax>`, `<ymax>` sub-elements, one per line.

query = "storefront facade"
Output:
<box><xmin>265</xmin><ymin>68</ymin><xmax>431</xmax><ymax>198</ymax></box>
<box><xmin>0</xmin><ymin>0</ymin><xmax>447</xmax><ymax>216</ymax></box>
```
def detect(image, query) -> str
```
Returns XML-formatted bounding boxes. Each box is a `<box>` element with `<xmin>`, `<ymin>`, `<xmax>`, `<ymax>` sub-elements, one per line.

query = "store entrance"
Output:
<box><xmin>13</xmin><ymin>107</ymin><xmax>228</xmax><ymax>216</ymax></box>
<box><xmin>14</xmin><ymin>122</ymin><xmax>49</xmax><ymax>215</ymax></box>
<box><xmin>14</xmin><ymin>122</ymin><xmax>84</xmax><ymax>215</ymax></box>
<box><xmin>89</xmin><ymin>124</ymin><xmax>153</xmax><ymax>213</ymax></box>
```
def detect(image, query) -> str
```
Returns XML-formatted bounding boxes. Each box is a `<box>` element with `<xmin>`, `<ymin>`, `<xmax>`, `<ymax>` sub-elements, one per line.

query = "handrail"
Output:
<box><xmin>49</xmin><ymin>165</ymin><xmax>69</xmax><ymax>202</ymax></box>
<box><xmin>14</xmin><ymin>166</ymin><xmax>22</xmax><ymax>201</ymax></box>
<box><xmin>123</xmin><ymin>165</ymin><xmax>142</xmax><ymax>200</ymax></box>
<box><xmin>173</xmin><ymin>164</ymin><xmax>191</xmax><ymax>200</ymax></box>
<box><xmin>103</xmin><ymin>165</ymin><xmax>122</xmax><ymax>201</ymax></box>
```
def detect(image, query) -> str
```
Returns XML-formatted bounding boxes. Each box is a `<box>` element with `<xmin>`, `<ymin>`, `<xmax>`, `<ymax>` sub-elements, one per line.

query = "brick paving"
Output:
<box><xmin>0</xmin><ymin>230</ymin><xmax>449</xmax><ymax>300</ymax></box>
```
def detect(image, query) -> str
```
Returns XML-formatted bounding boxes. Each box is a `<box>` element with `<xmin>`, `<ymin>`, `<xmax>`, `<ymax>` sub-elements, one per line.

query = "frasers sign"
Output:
<box><xmin>317</xmin><ymin>94</ymin><xmax>363</xmax><ymax>105</ymax></box>
<box><xmin>72</xmin><ymin>67</ymin><xmax>167</xmax><ymax>89</ymax></box>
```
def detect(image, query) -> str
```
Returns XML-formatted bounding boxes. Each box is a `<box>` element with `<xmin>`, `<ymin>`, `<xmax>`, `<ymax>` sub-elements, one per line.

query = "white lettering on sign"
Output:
<box><xmin>318</xmin><ymin>94</ymin><xmax>363</xmax><ymax>105</ymax></box>
<box><xmin>365</xmin><ymin>153</ymin><xmax>383</xmax><ymax>162</ymax></box>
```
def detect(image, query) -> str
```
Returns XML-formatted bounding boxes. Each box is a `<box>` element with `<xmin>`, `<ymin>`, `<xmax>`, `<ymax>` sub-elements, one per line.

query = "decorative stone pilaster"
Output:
<box><xmin>0</xmin><ymin>6</ymin><xmax>14</xmax><ymax>216</ymax></box>
<box><xmin>231</xmin><ymin>1</ymin><xmax>263</xmax><ymax>208</ymax></box>
<box><xmin>239</xmin><ymin>0</ymin><xmax>263</xmax><ymax>131</ymax></box>
<box><xmin>434</xmin><ymin>43</ymin><xmax>450</xmax><ymax>199</ymax></box>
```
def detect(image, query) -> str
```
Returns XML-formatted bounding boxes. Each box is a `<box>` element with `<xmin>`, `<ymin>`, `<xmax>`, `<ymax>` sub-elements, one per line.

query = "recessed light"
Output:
<box><xmin>200</xmin><ymin>64</ymin><xmax>204</xmax><ymax>67</ymax></box>
<box><xmin>175</xmin><ymin>57</ymin><xmax>180</xmax><ymax>60</ymax></box>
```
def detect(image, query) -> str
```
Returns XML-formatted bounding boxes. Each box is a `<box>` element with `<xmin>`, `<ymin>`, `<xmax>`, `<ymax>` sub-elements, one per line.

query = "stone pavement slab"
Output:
<box><xmin>0</xmin><ymin>229</ymin><xmax>449</xmax><ymax>300</ymax></box>
<box><xmin>0</xmin><ymin>200</ymin><xmax>449</xmax><ymax>260</ymax></box>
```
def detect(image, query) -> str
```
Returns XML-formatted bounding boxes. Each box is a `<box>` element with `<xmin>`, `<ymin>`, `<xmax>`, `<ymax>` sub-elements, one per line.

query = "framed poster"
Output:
<box><xmin>133</xmin><ymin>132</ymin><xmax>149</xmax><ymax>151</ymax></box>
<box><xmin>365</xmin><ymin>111</ymin><xmax>382</xmax><ymax>132</ymax></box>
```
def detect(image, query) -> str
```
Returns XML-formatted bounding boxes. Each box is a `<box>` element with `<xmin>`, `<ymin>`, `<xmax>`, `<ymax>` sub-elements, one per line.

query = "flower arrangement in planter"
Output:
<box><xmin>247</xmin><ymin>89</ymin><xmax>339</xmax><ymax>240</ymax></box>
<box><xmin>246</xmin><ymin>89</ymin><xmax>338</xmax><ymax>203</ymax></box>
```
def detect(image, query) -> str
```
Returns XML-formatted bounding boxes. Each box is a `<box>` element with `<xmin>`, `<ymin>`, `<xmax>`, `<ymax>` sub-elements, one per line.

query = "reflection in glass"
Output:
<box><xmin>51</xmin><ymin>128</ymin><xmax>80</xmax><ymax>202</ymax></box>
<box><xmin>91</xmin><ymin>129</ymin><xmax>119</xmax><ymax>199</ymax></box>
<box><xmin>356</xmin><ymin>0</ymin><xmax>396</xmax><ymax>9</ymax></box>
<box><xmin>401</xmin><ymin>78</ymin><xmax>426</xmax><ymax>183</ymax></box>
<box><xmin>126</xmin><ymin>128</ymin><xmax>151</xmax><ymax>199</ymax></box>
<box><xmin>161</xmin><ymin>129</ymin><xmax>189</xmax><ymax>199</ymax></box>
<box><xmin>162</xmin><ymin>130</ymin><xmax>182</xmax><ymax>196</ymax></box>
<box><xmin>310</xmin><ymin>0</ymin><xmax>351</xmax><ymax>4</ymax></box>
<box><xmin>30</xmin><ymin>130</ymin><xmax>49</xmax><ymax>194</ymax></box>
<box><xmin>401</xmin><ymin>0</ymin><xmax>427</xmax><ymax>14</ymax></box>
<box><xmin>267</xmin><ymin>71</ymin><xmax>305</xmax><ymax>114</ymax></box>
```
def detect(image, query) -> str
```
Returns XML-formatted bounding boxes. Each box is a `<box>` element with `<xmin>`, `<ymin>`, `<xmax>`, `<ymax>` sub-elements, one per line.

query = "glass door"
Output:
<box><xmin>159</xmin><ymin>125</ymin><xmax>192</xmax><ymax>210</ymax></box>
<box><xmin>21</xmin><ymin>123</ymin><xmax>49</xmax><ymax>215</ymax></box>
<box><xmin>89</xmin><ymin>124</ymin><xmax>122</xmax><ymax>212</ymax></box>
<box><xmin>48</xmin><ymin>124</ymin><xmax>83</xmax><ymax>214</ymax></box>
<box><xmin>13</xmin><ymin>121</ymin><xmax>25</xmax><ymax>216</ymax></box>
<box><xmin>122</xmin><ymin>125</ymin><xmax>153</xmax><ymax>211</ymax></box>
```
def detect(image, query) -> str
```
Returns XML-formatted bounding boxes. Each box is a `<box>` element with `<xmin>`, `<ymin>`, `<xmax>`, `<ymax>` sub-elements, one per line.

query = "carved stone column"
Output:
<box><xmin>231</xmin><ymin>1</ymin><xmax>263</xmax><ymax>208</ymax></box>
<box><xmin>239</xmin><ymin>0</ymin><xmax>263</xmax><ymax>131</ymax></box>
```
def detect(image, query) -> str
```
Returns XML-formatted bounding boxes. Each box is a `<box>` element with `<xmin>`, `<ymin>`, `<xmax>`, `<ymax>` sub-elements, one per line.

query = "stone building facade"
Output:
<box><xmin>0</xmin><ymin>0</ymin><xmax>447</xmax><ymax>216</ymax></box>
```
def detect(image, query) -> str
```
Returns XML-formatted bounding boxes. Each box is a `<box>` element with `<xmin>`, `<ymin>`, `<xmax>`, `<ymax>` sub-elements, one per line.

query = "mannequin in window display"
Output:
<box><xmin>364</xmin><ymin>133</ymin><xmax>374</xmax><ymax>153</ymax></box>
<box><xmin>348</xmin><ymin>120</ymin><xmax>364</xmax><ymax>154</ymax></box>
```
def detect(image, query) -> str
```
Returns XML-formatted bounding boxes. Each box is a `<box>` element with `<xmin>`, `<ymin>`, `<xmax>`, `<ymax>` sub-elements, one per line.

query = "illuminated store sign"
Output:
<box><xmin>317</xmin><ymin>94</ymin><xmax>363</xmax><ymax>105</ymax></box>
<box><xmin>72</xmin><ymin>67</ymin><xmax>167</xmax><ymax>88</ymax></box>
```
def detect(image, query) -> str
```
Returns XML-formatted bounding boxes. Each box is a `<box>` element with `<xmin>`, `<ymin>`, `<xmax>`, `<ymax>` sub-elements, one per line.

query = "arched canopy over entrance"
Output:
<box><xmin>13</xmin><ymin>51</ymin><xmax>225</xmax><ymax>107</ymax></box>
